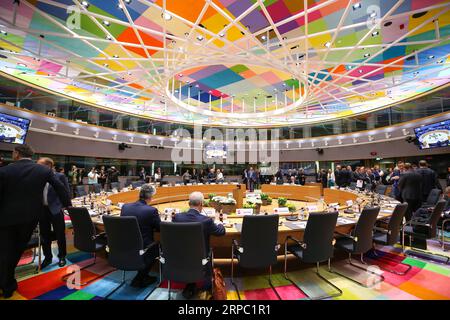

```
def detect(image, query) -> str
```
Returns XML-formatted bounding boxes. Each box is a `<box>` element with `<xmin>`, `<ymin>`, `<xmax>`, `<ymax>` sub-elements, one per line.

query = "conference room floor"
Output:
<box><xmin>5</xmin><ymin>226</ymin><xmax>450</xmax><ymax>300</ymax></box>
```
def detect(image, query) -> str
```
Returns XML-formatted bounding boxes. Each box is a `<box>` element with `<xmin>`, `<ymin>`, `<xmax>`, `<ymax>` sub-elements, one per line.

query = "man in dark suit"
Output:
<box><xmin>0</xmin><ymin>145</ymin><xmax>71</xmax><ymax>298</ymax></box>
<box><xmin>37</xmin><ymin>157</ymin><xmax>71</xmax><ymax>269</ymax></box>
<box><xmin>121</xmin><ymin>184</ymin><xmax>160</xmax><ymax>288</ymax></box>
<box><xmin>173</xmin><ymin>191</ymin><xmax>225</xmax><ymax>299</ymax></box>
<box><xmin>399</xmin><ymin>163</ymin><xmax>423</xmax><ymax>221</ymax></box>
<box><xmin>416</xmin><ymin>160</ymin><xmax>441</xmax><ymax>202</ymax></box>
<box><xmin>246</xmin><ymin>167</ymin><xmax>257</xmax><ymax>191</ymax></box>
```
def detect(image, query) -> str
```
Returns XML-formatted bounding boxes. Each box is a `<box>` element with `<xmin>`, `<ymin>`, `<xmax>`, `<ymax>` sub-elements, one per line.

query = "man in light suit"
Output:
<box><xmin>0</xmin><ymin>145</ymin><xmax>71</xmax><ymax>298</ymax></box>
<box><xmin>121</xmin><ymin>184</ymin><xmax>160</xmax><ymax>288</ymax></box>
<box><xmin>37</xmin><ymin>157</ymin><xmax>71</xmax><ymax>269</ymax></box>
<box><xmin>173</xmin><ymin>192</ymin><xmax>225</xmax><ymax>299</ymax></box>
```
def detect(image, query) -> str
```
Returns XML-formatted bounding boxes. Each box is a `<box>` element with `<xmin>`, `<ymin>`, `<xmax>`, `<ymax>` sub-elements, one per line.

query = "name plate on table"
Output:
<box><xmin>210</xmin><ymin>183</ymin><xmax>216</xmax><ymax>185</ymax></box>
<box><xmin>270</xmin><ymin>183</ymin><xmax>276</xmax><ymax>185</ymax></box>
<box><xmin>356</xmin><ymin>180</ymin><xmax>364</xmax><ymax>189</ymax></box>
<box><xmin>346</xmin><ymin>200</ymin><xmax>354</xmax><ymax>207</ymax></box>
<box><xmin>337</xmin><ymin>217</ymin><xmax>355</xmax><ymax>225</ymax></box>
<box><xmin>175</xmin><ymin>183</ymin><xmax>181</xmax><ymax>186</ymax></box>
<box><xmin>198</xmin><ymin>183</ymin><xmax>204</xmax><ymax>185</ymax></box>
<box><xmin>164</xmin><ymin>208</ymin><xmax>180</xmax><ymax>214</ymax></box>
<box><xmin>306</xmin><ymin>205</ymin><xmax>318</xmax><ymax>212</ymax></box>
<box><xmin>162</xmin><ymin>185</ymin><xmax>169</xmax><ymax>187</ymax></box>
<box><xmin>186</xmin><ymin>183</ymin><xmax>193</xmax><ymax>186</ymax></box>
<box><xmin>236</xmin><ymin>208</ymin><xmax>254</xmax><ymax>216</ymax></box>
<box><xmin>283</xmin><ymin>183</ymin><xmax>290</xmax><ymax>185</ymax></box>
<box><xmin>284</xmin><ymin>221</ymin><xmax>307</xmax><ymax>230</ymax></box>
<box><xmin>223</xmin><ymin>182</ymin><xmax>229</xmax><ymax>185</ymax></box>
<box><xmin>274</xmin><ymin>207</ymin><xmax>289</xmax><ymax>214</ymax></box>
<box><xmin>105</xmin><ymin>199</ymin><xmax>112</xmax><ymax>206</ymax></box>
<box><xmin>202</xmin><ymin>208</ymin><xmax>216</xmax><ymax>216</ymax></box>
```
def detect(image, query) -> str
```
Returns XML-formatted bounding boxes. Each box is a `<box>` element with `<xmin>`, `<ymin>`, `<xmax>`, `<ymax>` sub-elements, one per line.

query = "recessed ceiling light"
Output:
<box><xmin>106</xmin><ymin>35</ymin><xmax>112</xmax><ymax>40</ymax></box>
<box><xmin>437</xmin><ymin>59</ymin><xmax>444</xmax><ymax>64</ymax></box>
<box><xmin>196</xmin><ymin>35</ymin><xmax>204</xmax><ymax>41</ymax></box>
<box><xmin>178</xmin><ymin>73</ymin><xmax>183</xmax><ymax>77</ymax></box>
<box><xmin>369</xmin><ymin>11</ymin><xmax>377</xmax><ymax>18</ymax></box>
<box><xmin>324</xmin><ymin>41</ymin><xmax>331</xmax><ymax>48</ymax></box>
<box><xmin>162</xmin><ymin>12</ymin><xmax>172</xmax><ymax>21</ymax></box>
<box><xmin>118</xmin><ymin>3</ymin><xmax>124</xmax><ymax>9</ymax></box>
<box><xmin>219</xmin><ymin>32</ymin><xmax>225</xmax><ymax>37</ymax></box>
<box><xmin>0</xmin><ymin>30</ymin><xmax>7</xmax><ymax>36</ymax></box>
<box><xmin>124</xmin><ymin>0</ymin><xmax>131</xmax><ymax>3</ymax></box>
<box><xmin>428</xmin><ymin>55</ymin><xmax>435</xmax><ymax>59</ymax></box>
<box><xmin>364</xmin><ymin>53</ymin><xmax>371</xmax><ymax>57</ymax></box>
<box><xmin>113</xmin><ymin>54</ymin><xmax>119</xmax><ymax>58</ymax></box>
<box><xmin>413</xmin><ymin>71</ymin><xmax>419</xmax><ymax>76</ymax></box>
<box><xmin>17</xmin><ymin>63</ymin><xmax>27</xmax><ymax>67</ymax></box>
<box><xmin>371</xmin><ymin>31</ymin><xmax>379</xmax><ymax>36</ymax></box>
<box><xmin>103</xmin><ymin>63</ymin><xmax>109</xmax><ymax>67</ymax></box>
<box><xmin>348</xmin><ymin>65</ymin><xmax>353</xmax><ymax>69</ymax></box>
<box><xmin>103</xmin><ymin>20</ymin><xmax>110</xmax><ymax>26</ymax></box>
<box><xmin>261</xmin><ymin>35</ymin><xmax>266</xmax><ymax>41</ymax></box>
<box><xmin>81</xmin><ymin>1</ymin><xmax>89</xmax><ymax>8</ymax></box>
<box><xmin>352</xmin><ymin>3</ymin><xmax>361</xmax><ymax>10</ymax></box>
<box><xmin>358</xmin><ymin>69</ymin><xmax>363</xmax><ymax>73</ymax></box>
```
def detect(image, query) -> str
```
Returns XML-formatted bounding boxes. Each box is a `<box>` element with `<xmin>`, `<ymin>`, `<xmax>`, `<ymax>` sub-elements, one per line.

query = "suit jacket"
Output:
<box><xmin>416</xmin><ymin>167</ymin><xmax>439</xmax><ymax>196</ymax></box>
<box><xmin>0</xmin><ymin>159</ymin><xmax>72</xmax><ymax>227</ymax></box>
<box><xmin>398</xmin><ymin>170</ymin><xmax>423</xmax><ymax>201</ymax></box>
<box><xmin>46</xmin><ymin>172</ymin><xmax>71</xmax><ymax>215</ymax></box>
<box><xmin>173</xmin><ymin>208</ymin><xmax>225</xmax><ymax>250</ymax></box>
<box><xmin>120</xmin><ymin>200</ymin><xmax>161</xmax><ymax>247</ymax></box>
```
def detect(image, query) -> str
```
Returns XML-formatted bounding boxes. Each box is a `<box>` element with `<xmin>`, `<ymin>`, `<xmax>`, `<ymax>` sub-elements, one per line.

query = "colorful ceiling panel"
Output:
<box><xmin>0</xmin><ymin>0</ymin><xmax>449</xmax><ymax>127</ymax></box>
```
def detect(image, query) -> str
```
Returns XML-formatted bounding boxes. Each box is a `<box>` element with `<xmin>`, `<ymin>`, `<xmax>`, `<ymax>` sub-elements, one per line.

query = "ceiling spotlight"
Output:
<box><xmin>127</xmin><ymin>71</ymin><xmax>132</xmax><ymax>75</ymax></box>
<box><xmin>17</xmin><ymin>62</ymin><xmax>27</xmax><ymax>67</ymax></box>
<box><xmin>402</xmin><ymin>128</ymin><xmax>409</xmax><ymax>136</ymax></box>
<box><xmin>385</xmin><ymin>132</ymin><xmax>391</xmax><ymax>139</ymax></box>
<box><xmin>358</xmin><ymin>69</ymin><xmax>363</xmax><ymax>73</ymax></box>
<box><xmin>0</xmin><ymin>30</ymin><xmax>8</xmax><ymax>36</ymax></box>
<box><xmin>112</xmin><ymin>134</ymin><xmax>117</xmax><ymax>141</ymax></box>
<box><xmin>118</xmin><ymin>3</ymin><xmax>124</xmax><ymax>9</ymax></box>
<box><xmin>347</xmin><ymin>65</ymin><xmax>353</xmax><ymax>69</ymax></box>
<box><xmin>437</xmin><ymin>59</ymin><xmax>444</xmax><ymax>64</ymax></box>
<box><xmin>162</xmin><ymin>12</ymin><xmax>172</xmax><ymax>21</ymax></box>
<box><xmin>413</xmin><ymin>71</ymin><xmax>419</xmax><ymax>76</ymax></box>
<box><xmin>218</xmin><ymin>32</ymin><xmax>225</xmax><ymax>37</ymax></box>
<box><xmin>73</xmin><ymin>128</ymin><xmax>80</xmax><ymax>135</ymax></box>
<box><xmin>113</xmin><ymin>54</ymin><xmax>119</xmax><ymax>58</ymax></box>
<box><xmin>352</xmin><ymin>3</ymin><xmax>361</xmax><ymax>10</ymax></box>
<box><xmin>324</xmin><ymin>41</ymin><xmax>331</xmax><ymax>48</ymax></box>
<box><xmin>371</xmin><ymin>31</ymin><xmax>379</xmax><ymax>36</ymax></box>
<box><xmin>129</xmin><ymin>136</ymin><xmax>134</xmax><ymax>143</ymax></box>
<box><xmin>124</xmin><ymin>0</ymin><xmax>131</xmax><ymax>3</ymax></box>
<box><xmin>81</xmin><ymin>0</ymin><xmax>89</xmax><ymax>8</ymax></box>
<box><xmin>428</xmin><ymin>55</ymin><xmax>435</xmax><ymax>59</ymax></box>
<box><xmin>106</xmin><ymin>35</ymin><xmax>112</xmax><ymax>40</ymax></box>
<box><xmin>364</xmin><ymin>53</ymin><xmax>371</xmax><ymax>57</ymax></box>
<box><xmin>196</xmin><ymin>35</ymin><xmax>204</xmax><ymax>41</ymax></box>
<box><xmin>102</xmin><ymin>20</ymin><xmax>110</xmax><ymax>26</ymax></box>
<box><xmin>50</xmin><ymin>124</ymin><xmax>58</xmax><ymax>132</ymax></box>
<box><xmin>261</xmin><ymin>35</ymin><xmax>267</xmax><ymax>41</ymax></box>
<box><xmin>368</xmin><ymin>135</ymin><xmax>374</xmax><ymax>141</ymax></box>
<box><xmin>353</xmin><ymin>137</ymin><xmax>358</xmax><ymax>143</ymax></box>
<box><xmin>103</xmin><ymin>63</ymin><xmax>109</xmax><ymax>67</ymax></box>
<box><xmin>369</xmin><ymin>11</ymin><xmax>377</xmax><ymax>18</ymax></box>
<box><xmin>93</xmin><ymin>132</ymin><xmax>99</xmax><ymax>138</ymax></box>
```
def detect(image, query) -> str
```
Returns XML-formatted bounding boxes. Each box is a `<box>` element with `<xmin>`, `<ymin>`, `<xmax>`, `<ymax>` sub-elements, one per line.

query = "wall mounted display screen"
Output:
<box><xmin>414</xmin><ymin>120</ymin><xmax>450</xmax><ymax>149</ymax></box>
<box><xmin>205</xmin><ymin>143</ymin><xmax>227</xmax><ymax>159</ymax></box>
<box><xmin>0</xmin><ymin>112</ymin><xmax>31</xmax><ymax>144</ymax></box>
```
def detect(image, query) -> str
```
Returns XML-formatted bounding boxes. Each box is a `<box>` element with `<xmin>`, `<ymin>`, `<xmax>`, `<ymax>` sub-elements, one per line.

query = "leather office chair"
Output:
<box><xmin>232</xmin><ymin>215</ymin><xmax>280</xmax><ymax>300</ymax></box>
<box><xmin>75</xmin><ymin>185</ymin><xmax>87</xmax><ymax>197</ymax></box>
<box><xmin>422</xmin><ymin>188</ymin><xmax>442</xmax><ymax>208</ymax></box>
<box><xmin>402</xmin><ymin>200</ymin><xmax>449</xmax><ymax>264</ymax></box>
<box><xmin>110</xmin><ymin>182</ymin><xmax>120</xmax><ymax>191</ymax></box>
<box><xmin>284</xmin><ymin>212</ymin><xmax>342</xmax><ymax>300</ymax></box>
<box><xmin>93</xmin><ymin>183</ymin><xmax>102</xmax><ymax>194</ymax></box>
<box><xmin>375</xmin><ymin>184</ymin><xmax>388</xmax><ymax>196</ymax></box>
<box><xmin>62</xmin><ymin>207</ymin><xmax>114</xmax><ymax>285</ymax></box>
<box><xmin>333</xmin><ymin>206</ymin><xmax>384</xmax><ymax>287</ymax></box>
<box><xmin>102</xmin><ymin>215</ymin><xmax>159</xmax><ymax>300</ymax></box>
<box><xmin>17</xmin><ymin>224</ymin><xmax>42</xmax><ymax>278</ymax></box>
<box><xmin>159</xmin><ymin>222</ymin><xmax>213</xmax><ymax>300</ymax></box>
<box><xmin>369</xmin><ymin>203</ymin><xmax>411</xmax><ymax>275</ymax></box>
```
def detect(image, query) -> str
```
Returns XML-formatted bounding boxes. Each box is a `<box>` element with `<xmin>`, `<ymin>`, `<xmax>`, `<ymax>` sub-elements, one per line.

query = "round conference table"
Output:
<box><xmin>72</xmin><ymin>183</ymin><xmax>399</xmax><ymax>258</ymax></box>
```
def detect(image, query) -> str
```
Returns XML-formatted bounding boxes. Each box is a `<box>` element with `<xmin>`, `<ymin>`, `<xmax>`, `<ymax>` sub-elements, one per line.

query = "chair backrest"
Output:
<box><xmin>428</xmin><ymin>200</ymin><xmax>447</xmax><ymax>238</ymax></box>
<box><xmin>110</xmin><ymin>182</ymin><xmax>120</xmax><ymax>190</ymax></box>
<box><xmin>75</xmin><ymin>185</ymin><xmax>87</xmax><ymax>197</ymax></box>
<box><xmin>239</xmin><ymin>215</ymin><xmax>279</xmax><ymax>268</ymax></box>
<box><xmin>302</xmin><ymin>212</ymin><xmax>338</xmax><ymax>263</ymax></box>
<box><xmin>160</xmin><ymin>222</ymin><xmax>207</xmax><ymax>283</ymax></box>
<box><xmin>385</xmin><ymin>203</ymin><xmax>408</xmax><ymax>245</ymax></box>
<box><xmin>93</xmin><ymin>183</ymin><xmax>101</xmax><ymax>193</ymax></box>
<box><xmin>352</xmin><ymin>206</ymin><xmax>380</xmax><ymax>254</ymax></box>
<box><xmin>67</xmin><ymin>207</ymin><xmax>97</xmax><ymax>252</ymax></box>
<box><xmin>375</xmin><ymin>184</ymin><xmax>387</xmax><ymax>195</ymax></box>
<box><xmin>425</xmin><ymin>188</ymin><xmax>441</xmax><ymax>206</ymax></box>
<box><xmin>349</xmin><ymin>182</ymin><xmax>357</xmax><ymax>190</ymax></box>
<box><xmin>102</xmin><ymin>215</ymin><xmax>145</xmax><ymax>271</ymax></box>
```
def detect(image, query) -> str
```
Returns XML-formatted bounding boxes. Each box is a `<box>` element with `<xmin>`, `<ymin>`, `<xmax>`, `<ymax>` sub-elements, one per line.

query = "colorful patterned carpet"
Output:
<box><xmin>4</xmin><ymin>230</ymin><xmax>450</xmax><ymax>301</ymax></box>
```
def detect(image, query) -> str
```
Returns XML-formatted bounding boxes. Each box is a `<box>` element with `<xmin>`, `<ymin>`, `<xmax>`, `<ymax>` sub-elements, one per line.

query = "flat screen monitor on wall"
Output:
<box><xmin>414</xmin><ymin>119</ymin><xmax>450</xmax><ymax>149</ymax></box>
<box><xmin>0</xmin><ymin>112</ymin><xmax>31</xmax><ymax>145</ymax></box>
<box><xmin>205</xmin><ymin>142</ymin><xmax>227</xmax><ymax>159</ymax></box>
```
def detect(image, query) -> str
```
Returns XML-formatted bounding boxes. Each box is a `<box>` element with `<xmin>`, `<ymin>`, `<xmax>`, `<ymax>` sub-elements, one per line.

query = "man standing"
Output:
<box><xmin>399</xmin><ymin>163</ymin><xmax>423</xmax><ymax>221</ymax></box>
<box><xmin>0</xmin><ymin>145</ymin><xmax>71</xmax><ymax>298</ymax></box>
<box><xmin>173</xmin><ymin>192</ymin><xmax>225</xmax><ymax>299</ymax></box>
<box><xmin>416</xmin><ymin>160</ymin><xmax>441</xmax><ymax>202</ymax></box>
<box><xmin>246</xmin><ymin>167</ymin><xmax>257</xmax><ymax>192</ymax></box>
<box><xmin>121</xmin><ymin>184</ymin><xmax>160</xmax><ymax>287</ymax></box>
<box><xmin>37</xmin><ymin>157</ymin><xmax>71</xmax><ymax>269</ymax></box>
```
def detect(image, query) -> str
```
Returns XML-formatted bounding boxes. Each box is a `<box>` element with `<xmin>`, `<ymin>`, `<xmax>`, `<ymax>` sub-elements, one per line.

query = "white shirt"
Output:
<box><xmin>43</xmin><ymin>183</ymin><xmax>49</xmax><ymax>206</ymax></box>
<box><xmin>217</xmin><ymin>172</ymin><xmax>223</xmax><ymax>180</ymax></box>
<box><xmin>88</xmin><ymin>172</ymin><xmax>98</xmax><ymax>184</ymax></box>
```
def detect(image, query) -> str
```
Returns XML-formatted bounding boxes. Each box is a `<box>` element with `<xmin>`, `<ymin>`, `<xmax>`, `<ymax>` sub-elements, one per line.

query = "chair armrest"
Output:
<box><xmin>232</xmin><ymin>239</ymin><xmax>244</xmax><ymax>254</ymax></box>
<box><xmin>92</xmin><ymin>232</ymin><xmax>106</xmax><ymax>240</ymax></box>
<box><xmin>373</xmin><ymin>226</ymin><xmax>389</xmax><ymax>234</ymax></box>
<box><xmin>409</xmin><ymin>220</ymin><xmax>431</xmax><ymax>228</ymax></box>
<box><xmin>334</xmin><ymin>231</ymin><xmax>357</xmax><ymax>242</ymax></box>
<box><xmin>140</xmin><ymin>241</ymin><xmax>159</xmax><ymax>255</ymax></box>
<box><xmin>285</xmin><ymin>236</ymin><xmax>307</xmax><ymax>249</ymax></box>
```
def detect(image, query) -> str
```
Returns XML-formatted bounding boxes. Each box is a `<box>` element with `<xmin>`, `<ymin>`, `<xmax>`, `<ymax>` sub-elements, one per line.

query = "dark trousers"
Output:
<box><xmin>134</xmin><ymin>244</ymin><xmax>159</xmax><ymax>281</ymax></box>
<box><xmin>0</xmin><ymin>221</ymin><xmax>38</xmax><ymax>292</ymax></box>
<box><xmin>40</xmin><ymin>207</ymin><xmax>67</xmax><ymax>260</ymax></box>
<box><xmin>404</xmin><ymin>198</ymin><xmax>422</xmax><ymax>221</ymax></box>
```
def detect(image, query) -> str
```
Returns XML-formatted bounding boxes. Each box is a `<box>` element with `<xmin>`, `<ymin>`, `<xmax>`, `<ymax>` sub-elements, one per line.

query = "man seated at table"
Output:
<box><xmin>120</xmin><ymin>184</ymin><xmax>160</xmax><ymax>288</ymax></box>
<box><xmin>173</xmin><ymin>191</ymin><xmax>226</xmax><ymax>299</ymax></box>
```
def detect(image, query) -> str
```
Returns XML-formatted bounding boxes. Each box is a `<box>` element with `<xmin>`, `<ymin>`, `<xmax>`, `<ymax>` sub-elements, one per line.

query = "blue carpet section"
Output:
<box><xmin>35</xmin><ymin>285</ymin><xmax>77</xmax><ymax>300</ymax></box>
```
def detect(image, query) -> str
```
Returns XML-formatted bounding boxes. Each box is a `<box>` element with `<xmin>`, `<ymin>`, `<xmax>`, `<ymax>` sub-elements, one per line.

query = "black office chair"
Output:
<box><xmin>102</xmin><ymin>215</ymin><xmax>159</xmax><ymax>300</ymax></box>
<box><xmin>440</xmin><ymin>198</ymin><xmax>450</xmax><ymax>250</ymax></box>
<box><xmin>369</xmin><ymin>203</ymin><xmax>411</xmax><ymax>275</ymax></box>
<box><xmin>110</xmin><ymin>182</ymin><xmax>120</xmax><ymax>190</ymax></box>
<box><xmin>62</xmin><ymin>207</ymin><xmax>114</xmax><ymax>286</ymax></box>
<box><xmin>17</xmin><ymin>224</ymin><xmax>42</xmax><ymax>277</ymax></box>
<box><xmin>333</xmin><ymin>206</ymin><xmax>384</xmax><ymax>287</ymax></box>
<box><xmin>402</xmin><ymin>200</ymin><xmax>449</xmax><ymax>264</ymax></box>
<box><xmin>422</xmin><ymin>188</ymin><xmax>442</xmax><ymax>208</ymax></box>
<box><xmin>284</xmin><ymin>212</ymin><xmax>342</xmax><ymax>300</ymax></box>
<box><xmin>93</xmin><ymin>183</ymin><xmax>102</xmax><ymax>194</ymax></box>
<box><xmin>231</xmin><ymin>215</ymin><xmax>280</xmax><ymax>300</ymax></box>
<box><xmin>375</xmin><ymin>184</ymin><xmax>388</xmax><ymax>196</ymax></box>
<box><xmin>159</xmin><ymin>222</ymin><xmax>213</xmax><ymax>300</ymax></box>
<box><xmin>75</xmin><ymin>185</ymin><xmax>87</xmax><ymax>197</ymax></box>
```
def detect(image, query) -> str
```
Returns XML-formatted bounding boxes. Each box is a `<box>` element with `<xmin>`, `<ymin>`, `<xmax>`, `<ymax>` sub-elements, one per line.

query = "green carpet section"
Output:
<box><xmin>62</xmin><ymin>290</ymin><xmax>96</xmax><ymax>300</ymax></box>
